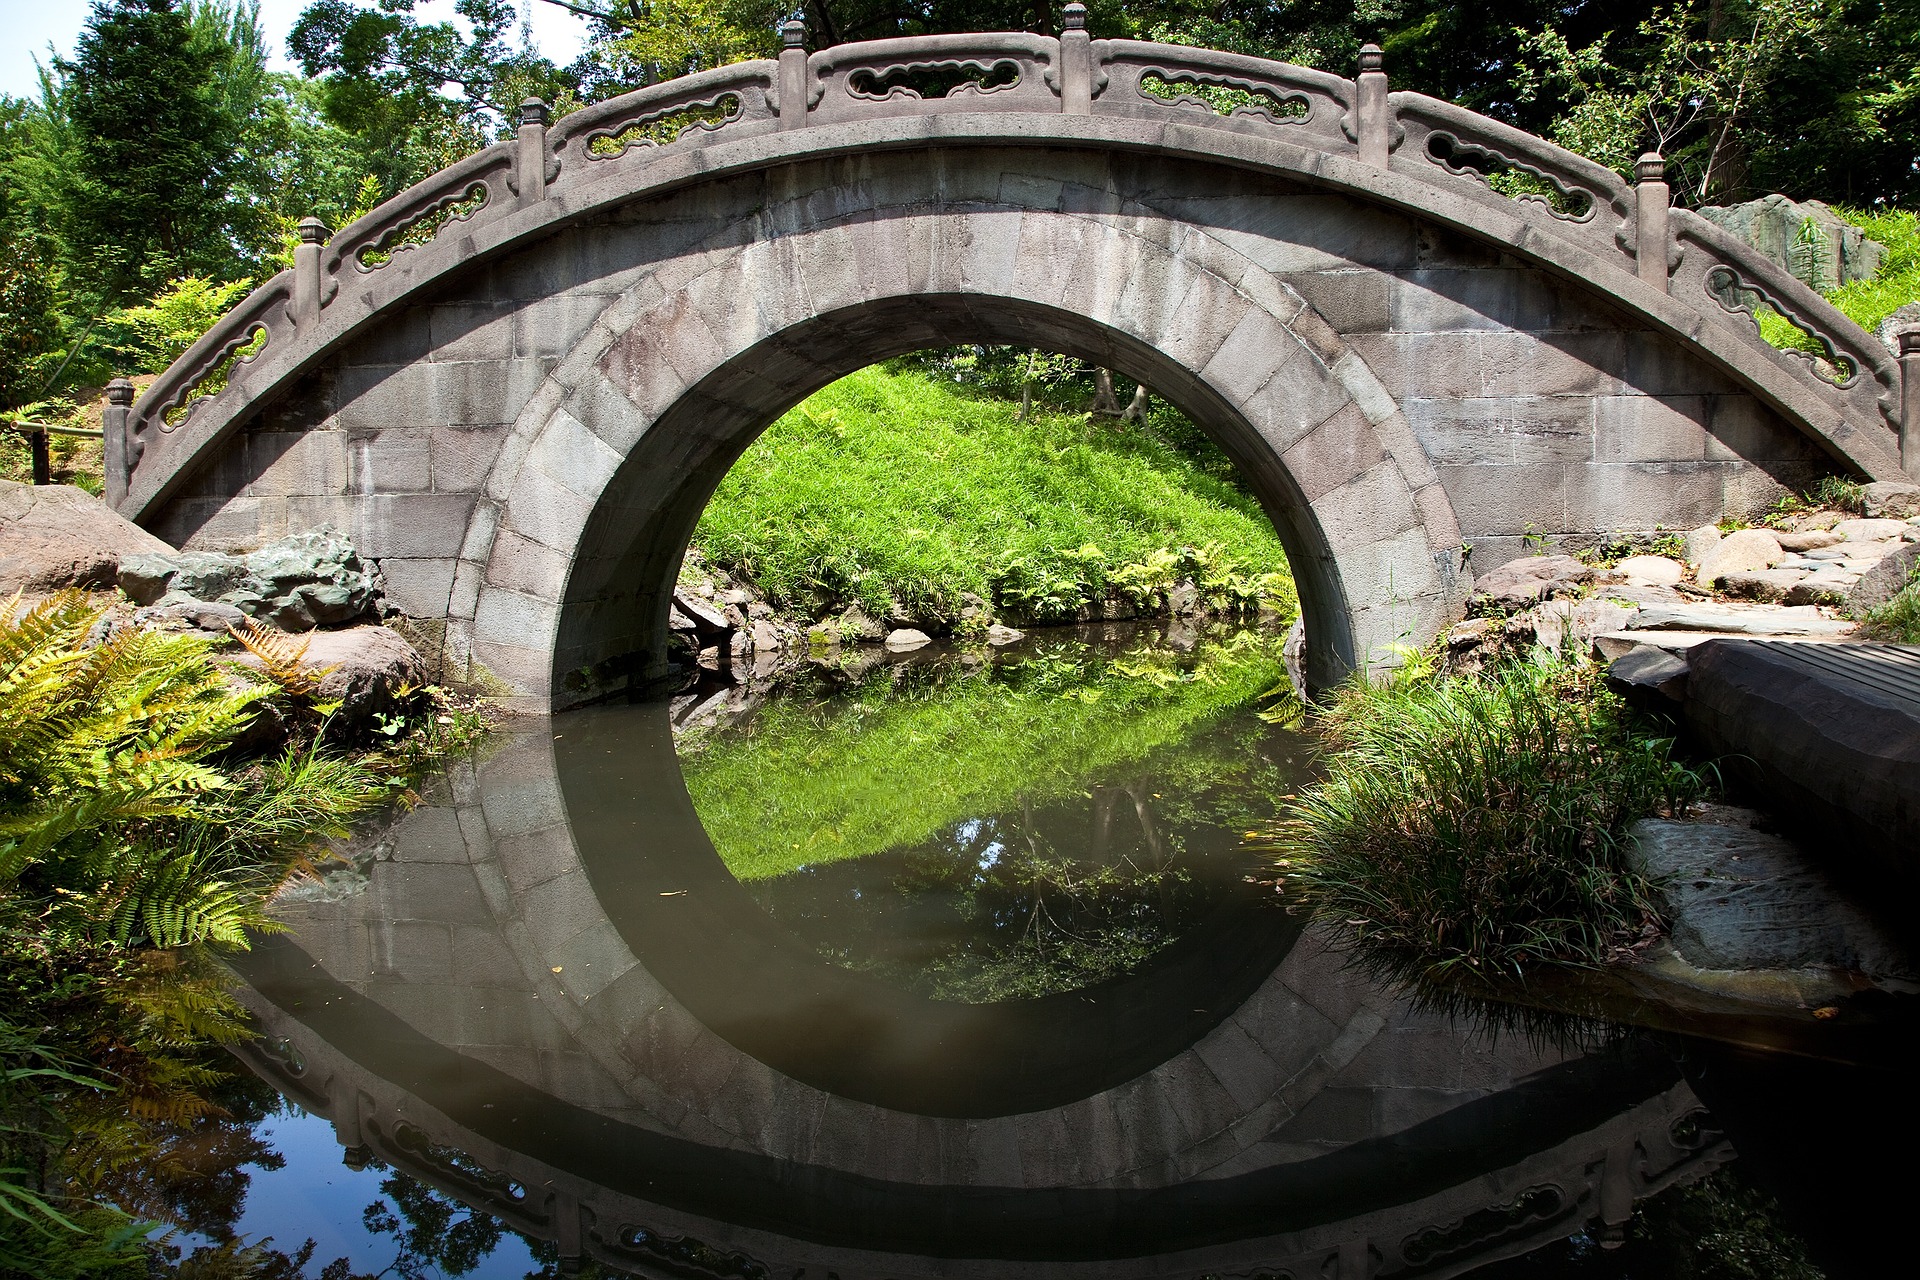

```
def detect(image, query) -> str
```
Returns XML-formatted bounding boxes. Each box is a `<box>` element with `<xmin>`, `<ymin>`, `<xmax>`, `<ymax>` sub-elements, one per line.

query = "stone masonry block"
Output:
<box><xmin>485</xmin><ymin>529</ymin><xmax>573</xmax><ymax>597</ymax></box>
<box><xmin>378</xmin><ymin>556</ymin><xmax>457</xmax><ymax>617</ymax></box>
<box><xmin>245</xmin><ymin>428</ymin><xmax>349</xmax><ymax>498</ymax></box>
<box><xmin>1282</xmin><ymin>403</ymin><xmax>1385</xmax><ymax>504</ymax></box>
<box><xmin>429</xmin><ymin>424</ymin><xmax>512</xmax><ymax>492</ymax></box>
<box><xmin>1286</xmin><ymin>269</ymin><xmax>1392</xmax><ymax>333</ymax></box>
<box><xmin>1564</xmin><ymin>461</ymin><xmax>1736</xmax><ymax>531</ymax></box>
<box><xmin>528</xmin><ymin>408</ymin><xmax>623</xmax><ymax>500</ymax></box>
<box><xmin>346</xmin><ymin>428</ymin><xmax>433</xmax><ymax>494</ymax></box>
<box><xmin>474</xmin><ymin>584</ymin><xmax>561</xmax><ymax>649</ymax></box>
<box><xmin>1592</xmin><ymin>394</ymin><xmax>1713</xmax><ymax>463</ymax></box>
<box><xmin>1310</xmin><ymin>460</ymin><xmax>1420</xmax><ymax>552</ymax></box>
<box><xmin>502</xmin><ymin>464</ymin><xmax>596</xmax><ymax>552</ymax></box>
<box><xmin>428</xmin><ymin>302</ymin><xmax>516</xmax><ymax>364</ymax></box>
<box><xmin>1402</xmin><ymin>396</ymin><xmax>1594</xmax><ymax>467</ymax></box>
<box><xmin>1438</xmin><ymin>463</ymin><xmax>1569</xmax><ymax>536</ymax></box>
<box><xmin>332</xmin><ymin>492</ymin><xmax>476</xmax><ymax>559</ymax></box>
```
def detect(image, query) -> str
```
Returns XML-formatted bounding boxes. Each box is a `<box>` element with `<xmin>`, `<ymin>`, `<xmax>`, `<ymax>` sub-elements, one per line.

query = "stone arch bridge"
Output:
<box><xmin>107</xmin><ymin>12</ymin><xmax>1920</xmax><ymax>710</ymax></box>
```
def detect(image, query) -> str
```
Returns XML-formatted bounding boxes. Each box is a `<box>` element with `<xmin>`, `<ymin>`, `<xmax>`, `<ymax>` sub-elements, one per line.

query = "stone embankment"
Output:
<box><xmin>1446</xmin><ymin>481</ymin><xmax>1920</xmax><ymax>678</ymax></box>
<box><xmin>667</xmin><ymin>548</ymin><xmax>1263</xmax><ymax>682</ymax></box>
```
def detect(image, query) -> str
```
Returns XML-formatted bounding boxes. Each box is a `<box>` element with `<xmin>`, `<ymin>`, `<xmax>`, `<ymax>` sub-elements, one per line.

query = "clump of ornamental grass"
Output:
<box><xmin>1261</xmin><ymin>651</ymin><xmax>1707</xmax><ymax>987</ymax></box>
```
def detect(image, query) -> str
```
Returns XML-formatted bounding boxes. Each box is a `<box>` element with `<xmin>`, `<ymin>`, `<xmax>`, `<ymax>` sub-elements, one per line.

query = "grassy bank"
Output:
<box><xmin>0</xmin><ymin>593</ymin><xmax>487</xmax><ymax>1274</ymax></box>
<box><xmin>1760</xmin><ymin>206</ymin><xmax>1920</xmax><ymax>357</ymax></box>
<box><xmin>679</xmin><ymin>630</ymin><xmax>1291</xmax><ymax>882</ymax></box>
<box><xmin>1262</xmin><ymin>653</ymin><xmax>1707</xmax><ymax>986</ymax></box>
<box><xmin>691</xmin><ymin>362</ymin><xmax>1293</xmax><ymax>627</ymax></box>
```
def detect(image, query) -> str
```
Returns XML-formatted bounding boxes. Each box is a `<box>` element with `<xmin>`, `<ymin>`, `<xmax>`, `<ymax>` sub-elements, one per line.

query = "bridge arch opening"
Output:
<box><xmin>536</xmin><ymin>291</ymin><xmax>1453</xmax><ymax>707</ymax></box>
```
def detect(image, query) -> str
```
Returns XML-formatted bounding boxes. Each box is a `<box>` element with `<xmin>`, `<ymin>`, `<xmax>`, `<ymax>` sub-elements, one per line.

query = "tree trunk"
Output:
<box><xmin>1088</xmin><ymin>367</ymin><xmax>1123</xmax><ymax>416</ymax></box>
<box><xmin>1120</xmin><ymin>383</ymin><xmax>1150</xmax><ymax>421</ymax></box>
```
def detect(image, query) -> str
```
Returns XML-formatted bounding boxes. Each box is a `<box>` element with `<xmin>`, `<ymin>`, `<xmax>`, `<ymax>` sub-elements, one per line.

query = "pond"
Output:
<box><xmin>136</xmin><ymin>622</ymin><xmax>1890</xmax><ymax>1276</ymax></box>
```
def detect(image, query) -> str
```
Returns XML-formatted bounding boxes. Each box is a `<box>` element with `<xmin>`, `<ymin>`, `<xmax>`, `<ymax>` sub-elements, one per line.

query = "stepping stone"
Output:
<box><xmin>1627</xmin><ymin>604</ymin><xmax>1855</xmax><ymax>636</ymax></box>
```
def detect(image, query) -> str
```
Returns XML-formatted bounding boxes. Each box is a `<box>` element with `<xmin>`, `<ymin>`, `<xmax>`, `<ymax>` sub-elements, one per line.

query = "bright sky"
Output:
<box><xmin>0</xmin><ymin>0</ymin><xmax>591</xmax><ymax>101</ymax></box>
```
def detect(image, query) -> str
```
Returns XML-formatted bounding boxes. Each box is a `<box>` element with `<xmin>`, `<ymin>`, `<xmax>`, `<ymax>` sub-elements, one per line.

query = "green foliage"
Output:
<box><xmin>680</xmin><ymin>629</ymin><xmax>1289</xmax><ymax>881</ymax></box>
<box><xmin>1263</xmin><ymin>653</ymin><xmax>1707</xmax><ymax>985</ymax></box>
<box><xmin>93</xmin><ymin>277</ymin><xmax>254</xmax><ymax>377</ymax></box>
<box><xmin>1861</xmin><ymin>560</ymin><xmax>1920</xmax><ymax>641</ymax></box>
<box><xmin>1813</xmin><ymin>206</ymin><xmax>1920</xmax><ymax>334</ymax></box>
<box><xmin>692</xmin><ymin>364</ymin><xmax>1293</xmax><ymax>624</ymax></box>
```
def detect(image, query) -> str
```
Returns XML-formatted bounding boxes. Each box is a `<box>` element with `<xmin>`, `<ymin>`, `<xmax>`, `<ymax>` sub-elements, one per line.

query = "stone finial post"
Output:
<box><xmin>516</xmin><ymin>98</ymin><xmax>550</xmax><ymax>206</ymax></box>
<box><xmin>1899</xmin><ymin>326</ymin><xmax>1920</xmax><ymax>478</ymax></box>
<box><xmin>1059</xmin><ymin>3</ymin><xmax>1092</xmax><ymax>115</ymax></box>
<box><xmin>1634</xmin><ymin>152</ymin><xmax>1672</xmax><ymax>294</ymax></box>
<box><xmin>103</xmin><ymin>376</ymin><xmax>136</xmax><ymax>507</ymax></box>
<box><xmin>779</xmin><ymin>19</ymin><xmax>808</xmax><ymax>130</ymax></box>
<box><xmin>293</xmin><ymin>217</ymin><xmax>329</xmax><ymax>324</ymax></box>
<box><xmin>1356</xmin><ymin>44</ymin><xmax>1390</xmax><ymax>167</ymax></box>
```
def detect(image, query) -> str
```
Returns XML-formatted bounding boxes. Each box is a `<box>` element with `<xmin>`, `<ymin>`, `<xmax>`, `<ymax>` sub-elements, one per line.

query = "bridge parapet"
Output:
<box><xmin>111</xmin><ymin>10</ymin><xmax>1913</xmax><ymax>514</ymax></box>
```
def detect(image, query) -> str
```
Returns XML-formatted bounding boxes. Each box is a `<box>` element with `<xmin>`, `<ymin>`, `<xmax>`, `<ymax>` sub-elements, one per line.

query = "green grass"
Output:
<box><xmin>1261</xmin><ymin>653</ymin><xmax>1707</xmax><ymax>984</ymax></box>
<box><xmin>691</xmin><ymin>364</ymin><xmax>1293</xmax><ymax>624</ymax></box>
<box><xmin>1863</xmin><ymin>561</ymin><xmax>1920</xmax><ymax>643</ymax></box>
<box><xmin>678</xmin><ymin>631</ymin><xmax>1290</xmax><ymax>882</ymax></box>
<box><xmin>1758</xmin><ymin>205</ymin><xmax>1920</xmax><ymax>358</ymax></box>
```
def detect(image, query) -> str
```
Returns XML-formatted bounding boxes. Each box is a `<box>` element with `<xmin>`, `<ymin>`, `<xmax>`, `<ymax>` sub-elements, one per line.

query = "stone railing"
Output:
<box><xmin>111</xmin><ymin>4</ymin><xmax>1916</xmax><ymax>508</ymax></box>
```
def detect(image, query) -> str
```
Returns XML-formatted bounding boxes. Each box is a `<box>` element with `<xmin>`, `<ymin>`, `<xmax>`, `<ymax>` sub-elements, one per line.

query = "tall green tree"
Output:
<box><xmin>54</xmin><ymin>0</ymin><xmax>247</xmax><ymax>298</ymax></box>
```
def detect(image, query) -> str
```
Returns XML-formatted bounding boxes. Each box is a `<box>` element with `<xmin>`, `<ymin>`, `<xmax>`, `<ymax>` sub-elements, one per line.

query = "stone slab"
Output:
<box><xmin>1685</xmin><ymin>640</ymin><xmax>1920</xmax><ymax>892</ymax></box>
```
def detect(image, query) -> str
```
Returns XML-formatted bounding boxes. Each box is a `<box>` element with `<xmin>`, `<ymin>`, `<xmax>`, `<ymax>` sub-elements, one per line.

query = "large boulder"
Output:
<box><xmin>1847</xmin><ymin>542</ymin><xmax>1920</xmax><ymax>615</ymax></box>
<box><xmin>1861</xmin><ymin>482</ymin><xmax>1920</xmax><ymax>520</ymax></box>
<box><xmin>1695</xmin><ymin>528</ymin><xmax>1783</xmax><ymax>586</ymax></box>
<box><xmin>1696</xmin><ymin>194</ymin><xmax>1885</xmax><ymax>291</ymax></box>
<box><xmin>119</xmin><ymin>527</ymin><xmax>385</xmax><ymax>630</ymax></box>
<box><xmin>235</xmin><ymin>625</ymin><xmax>427</xmax><ymax>739</ymax></box>
<box><xmin>1469</xmin><ymin>554</ymin><xmax>1591</xmax><ymax>608</ymax></box>
<box><xmin>0</xmin><ymin>480</ymin><xmax>174</xmax><ymax>596</ymax></box>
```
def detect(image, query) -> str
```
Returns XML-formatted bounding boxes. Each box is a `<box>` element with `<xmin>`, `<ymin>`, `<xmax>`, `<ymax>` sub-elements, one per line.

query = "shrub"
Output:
<box><xmin>1263</xmin><ymin>653</ymin><xmax>1707</xmax><ymax>985</ymax></box>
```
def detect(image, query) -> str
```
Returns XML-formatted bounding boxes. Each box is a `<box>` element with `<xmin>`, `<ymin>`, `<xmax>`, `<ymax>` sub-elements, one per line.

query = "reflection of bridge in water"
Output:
<box><xmin>230</xmin><ymin>712</ymin><xmax>1731</xmax><ymax>1278</ymax></box>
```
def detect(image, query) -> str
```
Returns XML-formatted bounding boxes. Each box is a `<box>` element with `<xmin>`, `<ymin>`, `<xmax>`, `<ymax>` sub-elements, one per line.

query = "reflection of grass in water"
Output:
<box><xmin>678</xmin><ymin>633</ymin><xmax>1288</xmax><ymax>882</ymax></box>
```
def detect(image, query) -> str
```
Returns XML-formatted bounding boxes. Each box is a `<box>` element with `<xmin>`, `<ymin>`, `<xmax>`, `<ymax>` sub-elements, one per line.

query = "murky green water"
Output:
<box><xmin>98</xmin><ymin>622</ymin><xmax>1898</xmax><ymax>1277</ymax></box>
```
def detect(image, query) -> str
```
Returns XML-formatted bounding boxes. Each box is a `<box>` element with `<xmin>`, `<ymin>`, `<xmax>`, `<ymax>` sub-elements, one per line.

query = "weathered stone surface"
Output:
<box><xmin>1695</xmin><ymin>195</ymin><xmax>1885</xmax><ymax>291</ymax></box>
<box><xmin>1875</xmin><ymin>303</ymin><xmax>1920</xmax><ymax>357</ymax></box>
<box><xmin>1833</xmin><ymin>517</ymin><xmax>1910</xmax><ymax>544</ymax></box>
<box><xmin>1682</xmin><ymin>524</ymin><xmax>1721</xmax><ymax>568</ymax></box>
<box><xmin>1628</xmin><ymin>818</ymin><xmax>1911</xmax><ymax>975</ymax></box>
<box><xmin>1846</xmin><ymin>542</ymin><xmax>1920</xmax><ymax>614</ymax></box>
<box><xmin>1605</xmin><ymin>646</ymin><xmax>1690</xmax><ymax>706</ymax></box>
<box><xmin>1694</xmin><ymin>528</ymin><xmax>1783</xmax><ymax>585</ymax></box>
<box><xmin>1515</xmin><ymin>598</ymin><xmax>1636</xmax><ymax>651</ymax></box>
<box><xmin>1861</xmin><ymin>481</ymin><xmax>1920</xmax><ymax>519</ymax></box>
<box><xmin>1469</xmin><ymin>554</ymin><xmax>1591</xmax><ymax>607</ymax></box>
<box><xmin>1613</xmin><ymin>554</ymin><xmax>1684</xmax><ymax>585</ymax></box>
<box><xmin>1685</xmin><ymin>639</ymin><xmax>1920</xmax><ymax>884</ymax></box>
<box><xmin>234</xmin><ymin>624</ymin><xmax>426</xmax><ymax>738</ymax></box>
<box><xmin>839</xmin><ymin>606</ymin><xmax>887</xmax><ymax>643</ymax></box>
<box><xmin>119</xmin><ymin>527</ymin><xmax>384</xmax><ymax>629</ymax></box>
<box><xmin>1628</xmin><ymin>603</ymin><xmax>1854</xmax><ymax>636</ymax></box>
<box><xmin>985</xmin><ymin>624</ymin><xmax>1025</xmax><ymax>646</ymax></box>
<box><xmin>884</xmin><ymin>628</ymin><xmax>931</xmax><ymax>651</ymax></box>
<box><xmin>1783</xmin><ymin>573</ymin><xmax>1853</xmax><ymax>606</ymax></box>
<box><xmin>1720</xmin><ymin>567</ymin><xmax>1809</xmax><ymax>602</ymax></box>
<box><xmin>1773</xmin><ymin>529</ymin><xmax>1844</xmax><ymax>551</ymax></box>
<box><xmin>0</xmin><ymin>480</ymin><xmax>174</xmax><ymax>595</ymax></box>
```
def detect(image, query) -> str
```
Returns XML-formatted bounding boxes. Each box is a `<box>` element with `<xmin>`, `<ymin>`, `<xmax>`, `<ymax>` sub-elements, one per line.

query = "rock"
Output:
<box><xmin>1283</xmin><ymin>615</ymin><xmax>1307</xmax><ymax>702</ymax></box>
<box><xmin>1783</xmin><ymin>574</ymin><xmax>1854</xmax><ymax>606</ymax></box>
<box><xmin>884</xmin><ymin>627</ymin><xmax>931</xmax><ymax>652</ymax></box>
<box><xmin>750</xmin><ymin>618</ymin><xmax>783</xmax><ymax>653</ymax></box>
<box><xmin>1682</xmin><ymin>524</ymin><xmax>1722</xmax><ymax>568</ymax></box>
<box><xmin>805</xmin><ymin>621</ymin><xmax>841</xmax><ymax>649</ymax></box>
<box><xmin>1469</xmin><ymin>554</ymin><xmax>1592</xmax><ymax>608</ymax></box>
<box><xmin>1787</xmin><ymin>510</ymin><xmax>1843</xmax><ymax>532</ymax></box>
<box><xmin>0</xmin><ymin>480</ymin><xmax>175</xmax><ymax>595</ymax></box>
<box><xmin>1605</xmin><ymin>646</ymin><xmax>1690</xmax><ymax>706</ymax></box>
<box><xmin>119</xmin><ymin>527</ymin><xmax>384</xmax><ymax>629</ymax></box>
<box><xmin>958</xmin><ymin>591</ymin><xmax>990</xmax><ymax>622</ymax></box>
<box><xmin>1694</xmin><ymin>528</ymin><xmax>1783</xmax><ymax>585</ymax></box>
<box><xmin>135</xmin><ymin>598</ymin><xmax>249</xmax><ymax>637</ymax></box>
<box><xmin>718</xmin><ymin>588</ymin><xmax>754</xmax><ymax>606</ymax></box>
<box><xmin>838</xmin><ymin>606</ymin><xmax>887</xmax><ymax>643</ymax></box>
<box><xmin>1774</xmin><ymin>529</ymin><xmax>1845</xmax><ymax>551</ymax></box>
<box><xmin>1446</xmin><ymin>617</ymin><xmax>1497</xmax><ymax>647</ymax></box>
<box><xmin>1720</xmin><ymin>567</ymin><xmax>1809</xmax><ymax>602</ymax></box>
<box><xmin>1846</xmin><ymin>542</ymin><xmax>1920</xmax><ymax>614</ymax></box>
<box><xmin>1876</xmin><ymin>303</ymin><xmax>1920</xmax><ymax>357</ymax></box>
<box><xmin>1696</xmin><ymin>194</ymin><xmax>1885</xmax><ymax>291</ymax></box>
<box><xmin>1614</xmin><ymin>554</ymin><xmax>1684</xmax><ymax>585</ymax></box>
<box><xmin>1167</xmin><ymin>580</ymin><xmax>1200</xmax><ymax>615</ymax></box>
<box><xmin>1628</xmin><ymin>819</ymin><xmax>1912</xmax><ymax>976</ymax></box>
<box><xmin>985</xmin><ymin>623</ymin><xmax>1025</xmax><ymax>646</ymax></box>
<box><xmin>234</xmin><ymin>624</ymin><xmax>426</xmax><ymax>739</ymax></box>
<box><xmin>1833</xmin><ymin>517</ymin><xmax>1910</xmax><ymax>544</ymax></box>
<box><xmin>1628</xmin><ymin>603</ymin><xmax>1855</xmax><ymax>636</ymax></box>
<box><xmin>1861</xmin><ymin>481</ymin><xmax>1920</xmax><ymax>519</ymax></box>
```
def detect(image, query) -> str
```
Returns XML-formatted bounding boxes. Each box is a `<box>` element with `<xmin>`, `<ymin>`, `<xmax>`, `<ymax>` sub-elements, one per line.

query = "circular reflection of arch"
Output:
<box><xmin>553</xmin><ymin>699</ymin><xmax>1306</xmax><ymax>1117</ymax></box>
<box><xmin>231</xmin><ymin>719</ymin><xmax>1732</xmax><ymax>1277</ymax></box>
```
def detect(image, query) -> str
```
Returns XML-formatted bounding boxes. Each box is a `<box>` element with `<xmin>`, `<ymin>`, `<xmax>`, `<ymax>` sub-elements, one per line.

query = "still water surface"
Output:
<box><xmin>169</xmin><ymin>623</ymin><xmax>1892</xmax><ymax>1275</ymax></box>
